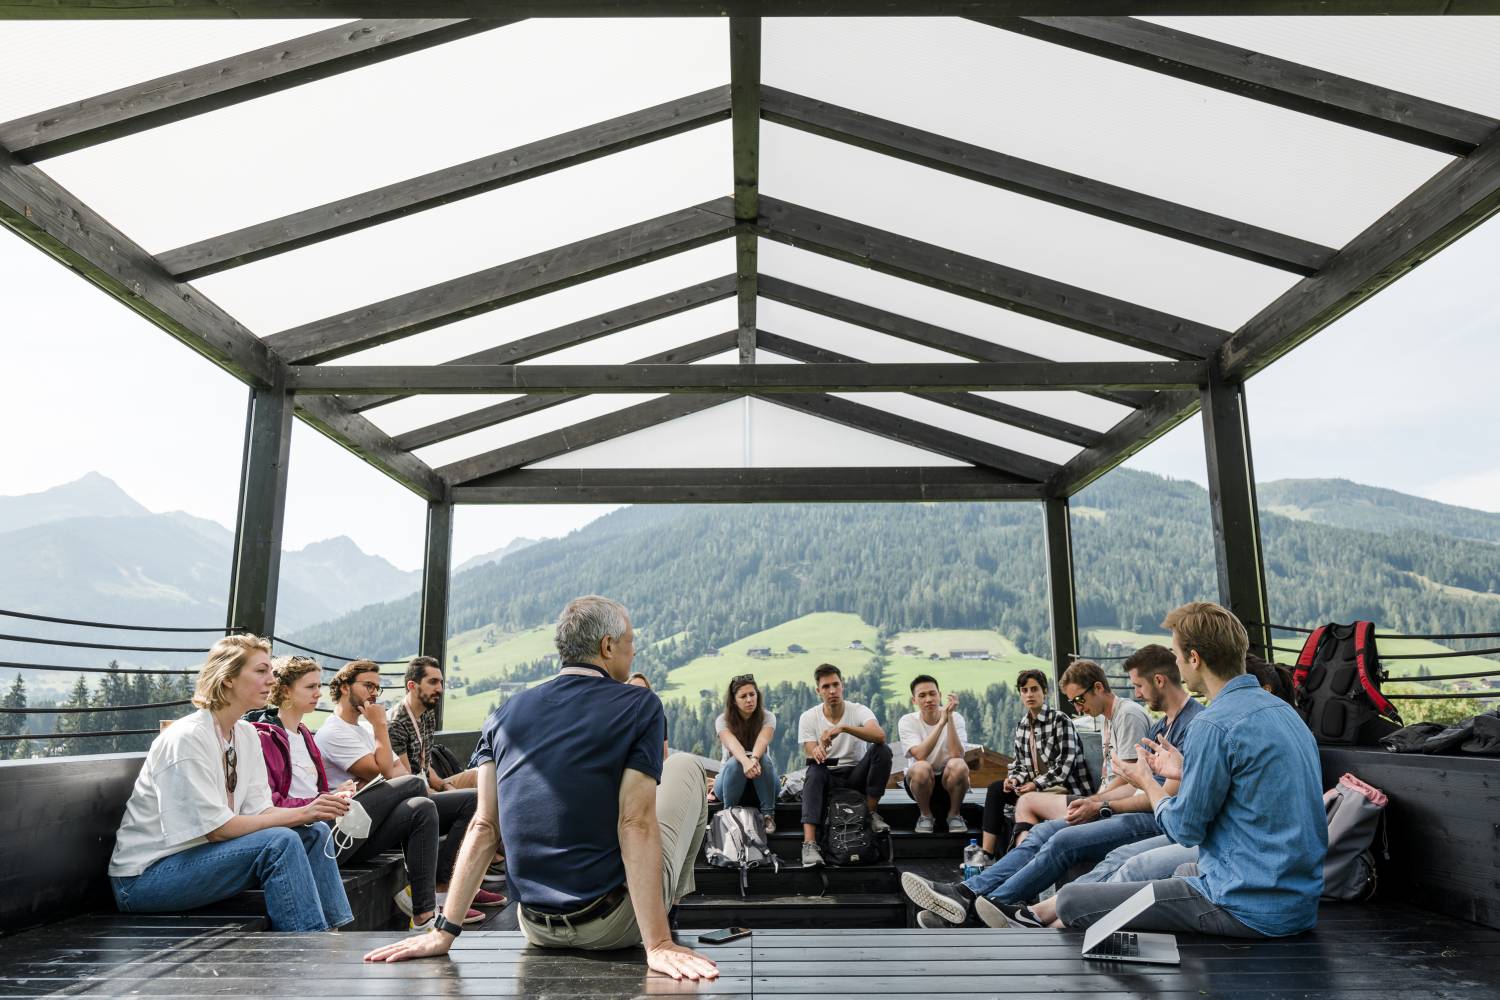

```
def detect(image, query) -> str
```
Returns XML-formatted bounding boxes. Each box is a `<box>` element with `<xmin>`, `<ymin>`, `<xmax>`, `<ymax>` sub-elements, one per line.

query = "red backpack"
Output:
<box><xmin>1293</xmin><ymin>622</ymin><xmax>1403</xmax><ymax>745</ymax></box>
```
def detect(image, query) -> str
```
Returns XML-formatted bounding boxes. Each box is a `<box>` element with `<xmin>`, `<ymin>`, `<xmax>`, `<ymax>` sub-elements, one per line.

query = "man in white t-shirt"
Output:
<box><xmin>898</xmin><ymin>675</ymin><xmax>971</xmax><ymax>834</ymax></box>
<box><xmin>795</xmin><ymin>664</ymin><xmax>893</xmax><ymax>867</ymax></box>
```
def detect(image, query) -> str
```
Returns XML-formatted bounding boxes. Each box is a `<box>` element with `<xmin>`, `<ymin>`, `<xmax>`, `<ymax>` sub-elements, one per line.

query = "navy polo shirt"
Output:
<box><xmin>473</xmin><ymin>664</ymin><xmax>666</xmax><ymax>913</ymax></box>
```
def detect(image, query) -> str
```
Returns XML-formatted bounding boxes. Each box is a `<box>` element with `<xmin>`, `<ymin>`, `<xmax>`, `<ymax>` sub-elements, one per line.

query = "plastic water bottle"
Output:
<box><xmin>962</xmin><ymin>838</ymin><xmax>982</xmax><ymax>880</ymax></box>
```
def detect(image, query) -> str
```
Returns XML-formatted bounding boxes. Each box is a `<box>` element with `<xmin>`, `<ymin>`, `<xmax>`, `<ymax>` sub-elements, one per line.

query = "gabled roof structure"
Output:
<box><xmin>3</xmin><ymin>3</ymin><xmax>1499</xmax><ymax>683</ymax></box>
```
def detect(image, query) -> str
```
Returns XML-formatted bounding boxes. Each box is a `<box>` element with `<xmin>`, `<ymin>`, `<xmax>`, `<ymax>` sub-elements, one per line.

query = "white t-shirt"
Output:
<box><xmin>1100</xmin><ymin>697</ymin><xmax>1151</xmax><ymax>785</ymax></box>
<box><xmin>713</xmin><ymin>710</ymin><xmax>778</xmax><ymax>762</ymax></box>
<box><xmin>287</xmin><ymin>729</ymin><xmax>320</xmax><ymax>800</ymax></box>
<box><xmin>314</xmin><ymin>714</ymin><xmax>377</xmax><ymax>788</ymax></box>
<box><xmin>109</xmin><ymin>710</ymin><xmax>272</xmax><ymax>877</ymax></box>
<box><xmin>797</xmin><ymin>701</ymin><xmax>877</xmax><ymax>766</ymax></box>
<box><xmin>898</xmin><ymin>711</ymin><xmax>969</xmax><ymax>770</ymax></box>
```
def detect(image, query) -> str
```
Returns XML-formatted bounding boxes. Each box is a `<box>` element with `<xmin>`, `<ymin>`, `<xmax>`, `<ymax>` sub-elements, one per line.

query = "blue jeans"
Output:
<box><xmin>964</xmin><ymin>812</ymin><xmax>1161</xmax><ymax>904</ymax></box>
<box><xmin>1075</xmin><ymin>834</ymin><xmax>1199</xmax><ymax>884</ymax></box>
<box><xmin>112</xmin><ymin>824</ymin><xmax>352</xmax><ymax>931</ymax></box>
<box><xmin>713</xmin><ymin>755</ymin><xmax>780</xmax><ymax>814</ymax></box>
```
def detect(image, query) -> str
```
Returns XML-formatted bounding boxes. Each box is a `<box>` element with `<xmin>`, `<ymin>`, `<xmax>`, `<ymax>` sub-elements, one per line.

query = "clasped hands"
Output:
<box><xmin>1111</xmin><ymin>734</ymin><xmax>1184</xmax><ymax>790</ymax></box>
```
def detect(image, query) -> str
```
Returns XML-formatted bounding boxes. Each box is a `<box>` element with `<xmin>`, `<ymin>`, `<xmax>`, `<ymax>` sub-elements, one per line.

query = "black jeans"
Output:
<box><xmin>334</xmin><ymin>773</ymin><xmax>439</xmax><ymax>915</ymax></box>
<box><xmin>801</xmin><ymin>743</ymin><xmax>894</xmax><ymax>827</ymax></box>
<box><xmin>981</xmin><ymin>779</ymin><xmax>1020</xmax><ymax>840</ymax></box>
<box><xmin>431</xmin><ymin>788</ymin><xmax>479</xmax><ymax>883</ymax></box>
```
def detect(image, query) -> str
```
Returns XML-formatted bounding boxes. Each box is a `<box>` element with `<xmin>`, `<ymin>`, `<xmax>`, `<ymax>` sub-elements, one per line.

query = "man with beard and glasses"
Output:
<box><xmin>904</xmin><ymin>645</ymin><xmax>1203</xmax><ymax>929</ymax></box>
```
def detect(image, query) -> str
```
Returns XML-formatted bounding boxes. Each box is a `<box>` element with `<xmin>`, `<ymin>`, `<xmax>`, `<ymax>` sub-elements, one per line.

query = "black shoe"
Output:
<box><xmin>900</xmin><ymin>872</ymin><xmax>976</xmax><ymax>925</ymax></box>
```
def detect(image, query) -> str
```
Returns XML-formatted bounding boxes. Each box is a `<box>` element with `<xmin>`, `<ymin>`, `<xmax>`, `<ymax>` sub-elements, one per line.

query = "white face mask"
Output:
<box><xmin>325</xmin><ymin>799</ymin><xmax>371</xmax><ymax>859</ymax></box>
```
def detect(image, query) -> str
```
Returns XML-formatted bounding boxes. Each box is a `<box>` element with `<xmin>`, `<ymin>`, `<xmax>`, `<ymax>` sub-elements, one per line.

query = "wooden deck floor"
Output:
<box><xmin>3</xmin><ymin>901</ymin><xmax>1498</xmax><ymax>999</ymax></box>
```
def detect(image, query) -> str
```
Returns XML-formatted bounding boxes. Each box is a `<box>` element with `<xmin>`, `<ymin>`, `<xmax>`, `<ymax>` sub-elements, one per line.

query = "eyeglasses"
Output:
<box><xmin>223</xmin><ymin>745</ymin><xmax>238</xmax><ymax>795</ymax></box>
<box><xmin>358</xmin><ymin>680</ymin><xmax>383</xmax><ymax>694</ymax></box>
<box><xmin>731</xmin><ymin>674</ymin><xmax>756</xmax><ymax>685</ymax></box>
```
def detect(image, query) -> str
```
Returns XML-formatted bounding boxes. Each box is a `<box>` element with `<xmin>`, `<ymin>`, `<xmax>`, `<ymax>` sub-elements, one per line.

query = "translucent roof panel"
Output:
<box><xmin>1146</xmin><ymin>17</ymin><xmax>1500</xmax><ymax>118</ymax></box>
<box><xmin>759</xmin><ymin>299</ymin><xmax>973</xmax><ymax>364</ymax></box>
<box><xmin>760</xmin><ymin>243</ymin><xmax>1167</xmax><ymax>363</ymax></box>
<box><xmin>763</xmin><ymin>17</ymin><xmax>1451</xmax><ymax>249</ymax></box>
<box><xmin>339</xmin><ymin>242</ymin><xmax>735</xmax><ymax>367</ymax></box>
<box><xmin>763</xmin><ymin>124</ymin><xmax>1298</xmax><ymax>332</ymax></box>
<box><xmin>365</xmin><ymin>298</ymin><xmax>738</xmax><ymax>438</ymax></box>
<box><xmin>42</xmin><ymin>18</ymin><xmax>728</xmax><ymax>251</ymax></box>
<box><xmin>185</xmin><ymin>123</ymin><xmax>731</xmax><ymax>334</ymax></box>
<box><xmin>0</xmin><ymin>20</ymin><xmax>347</xmax><ymax>121</ymax></box>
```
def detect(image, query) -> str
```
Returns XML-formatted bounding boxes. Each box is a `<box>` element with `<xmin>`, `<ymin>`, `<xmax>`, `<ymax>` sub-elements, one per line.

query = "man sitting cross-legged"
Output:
<box><xmin>903</xmin><ymin>646</ymin><xmax>1201</xmax><ymax>927</ymax></box>
<box><xmin>1013</xmin><ymin>603</ymin><xmax>1326</xmax><ymax>939</ymax></box>
<box><xmin>898</xmin><ymin>675</ymin><xmax>971</xmax><ymax>834</ymax></box>
<box><xmin>798</xmin><ymin>663</ymin><xmax>894</xmax><ymax>867</ymax></box>
<box><xmin>363</xmin><ymin>595</ymin><xmax>719</xmax><ymax>981</ymax></box>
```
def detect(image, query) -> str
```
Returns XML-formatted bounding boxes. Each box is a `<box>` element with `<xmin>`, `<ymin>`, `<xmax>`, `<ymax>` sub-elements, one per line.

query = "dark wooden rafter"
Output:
<box><xmin>0</xmin><ymin>145</ymin><xmax>446</xmax><ymax>500</ymax></box>
<box><xmin>755</xmin><ymin>197</ymin><xmax>1227</xmax><ymax>359</ymax></box>
<box><xmin>0</xmin><ymin>19</ymin><xmax>513</xmax><ymax>162</ymax></box>
<box><xmin>287</xmin><ymin>360</ymin><xmax>1204</xmax><ymax>394</ymax></box>
<box><xmin>1048</xmin><ymin>390</ymin><xmax>1199</xmax><ymax>496</ymax></box>
<box><xmin>349</xmin><ymin>274</ymin><xmax>736</xmax><ymax>413</ymax></box>
<box><xmin>452</xmin><ymin>467</ymin><xmax>1046</xmax><ymax>504</ymax></box>
<box><xmin>755</xmin><ymin>392</ymin><xmax>1056</xmax><ymax>482</ymax></box>
<box><xmin>761</xmin><ymin>87</ymin><xmax>1334</xmax><ymax>275</ymax></box>
<box><xmin>756</xmin><ymin>330</ymin><xmax>1102</xmax><ymax>448</ymax></box>
<box><xmin>5</xmin><ymin>2</ymin><xmax>1499</xmax><ymax>17</ymax></box>
<box><xmin>758</xmin><ymin>275</ymin><xmax>1153</xmax><ymax>410</ymax></box>
<box><xmin>730</xmin><ymin>16</ymin><xmax>761</xmax><ymax>362</ymax></box>
<box><xmin>981</xmin><ymin>16</ymin><xmax>1498</xmax><ymax>156</ymax></box>
<box><xmin>264</xmin><ymin>197</ymin><xmax>740</xmax><ymax>364</ymax></box>
<box><xmin>393</xmin><ymin>330</ymin><xmax>739</xmax><ymax>452</ymax></box>
<box><xmin>1220</xmin><ymin>127</ymin><xmax>1500</xmax><ymax>380</ymax></box>
<box><xmin>158</xmin><ymin>86</ymin><xmax>733</xmax><ymax>280</ymax></box>
<box><xmin>439</xmin><ymin>394</ymin><xmax>730</xmax><ymax>484</ymax></box>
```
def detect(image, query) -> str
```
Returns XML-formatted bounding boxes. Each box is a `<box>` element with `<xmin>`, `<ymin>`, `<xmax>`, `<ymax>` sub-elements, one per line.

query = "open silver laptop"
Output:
<box><xmin>1080</xmin><ymin>883</ymin><xmax>1181</xmax><ymax>965</ymax></box>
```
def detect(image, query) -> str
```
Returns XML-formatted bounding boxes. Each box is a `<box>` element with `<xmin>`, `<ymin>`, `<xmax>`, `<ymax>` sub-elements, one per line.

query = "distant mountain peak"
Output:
<box><xmin>0</xmin><ymin>471</ymin><xmax>149</xmax><ymax>535</ymax></box>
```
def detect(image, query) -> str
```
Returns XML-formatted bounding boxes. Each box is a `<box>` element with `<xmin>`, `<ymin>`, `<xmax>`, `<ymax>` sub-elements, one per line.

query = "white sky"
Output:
<box><xmin>2</xmin><ymin>17</ymin><xmax>1498</xmax><ymax>571</ymax></box>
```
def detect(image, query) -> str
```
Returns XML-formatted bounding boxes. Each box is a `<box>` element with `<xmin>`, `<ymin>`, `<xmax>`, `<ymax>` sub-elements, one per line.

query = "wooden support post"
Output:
<box><xmin>227</xmin><ymin>379</ymin><xmax>294</xmax><ymax>639</ymax></box>
<box><xmin>419</xmin><ymin>500</ymin><xmax>454</xmax><ymax>730</ymax></box>
<box><xmin>1201</xmin><ymin>376</ymin><xmax>1272</xmax><ymax>660</ymax></box>
<box><xmin>1043</xmin><ymin>496</ymin><xmax>1079</xmax><ymax>712</ymax></box>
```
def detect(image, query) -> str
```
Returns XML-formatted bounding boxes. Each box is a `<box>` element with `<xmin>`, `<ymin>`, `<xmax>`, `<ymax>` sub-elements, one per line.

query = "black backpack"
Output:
<box><xmin>1293</xmin><ymin>621</ymin><xmax>1403</xmax><ymax>745</ymax></box>
<box><xmin>820</xmin><ymin>788</ymin><xmax>881</xmax><ymax>866</ymax></box>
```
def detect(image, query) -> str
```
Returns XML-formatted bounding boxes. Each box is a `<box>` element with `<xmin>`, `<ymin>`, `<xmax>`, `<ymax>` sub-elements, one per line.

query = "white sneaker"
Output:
<box><xmin>947</xmin><ymin>816</ymin><xmax>969</xmax><ymax>834</ymax></box>
<box><xmin>410</xmin><ymin>914</ymin><xmax>436</xmax><ymax>932</ymax></box>
<box><xmin>392</xmin><ymin>885</ymin><xmax>414</xmax><ymax>918</ymax></box>
<box><xmin>869</xmin><ymin>812</ymin><xmax>891</xmax><ymax>835</ymax></box>
<box><xmin>915</xmin><ymin>815</ymin><xmax>935</xmax><ymax>834</ymax></box>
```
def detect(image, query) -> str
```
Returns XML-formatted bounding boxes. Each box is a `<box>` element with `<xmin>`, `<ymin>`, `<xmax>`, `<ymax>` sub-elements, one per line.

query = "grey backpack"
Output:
<box><xmin>1322</xmin><ymin>772</ymin><xmax>1387</xmax><ymax>902</ymax></box>
<box><xmin>704</xmin><ymin>806</ymin><xmax>779</xmax><ymax>895</ymax></box>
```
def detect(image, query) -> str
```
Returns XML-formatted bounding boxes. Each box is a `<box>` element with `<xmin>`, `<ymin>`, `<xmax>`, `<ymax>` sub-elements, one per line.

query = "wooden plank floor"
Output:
<box><xmin>2</xmin><ymin>901</ymin><xmax>1497</xmax><ymax>999</ymax></box>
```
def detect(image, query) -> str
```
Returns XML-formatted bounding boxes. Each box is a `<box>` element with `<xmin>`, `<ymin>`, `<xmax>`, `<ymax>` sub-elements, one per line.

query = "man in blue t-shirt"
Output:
<box><xmin>1048</xmin><ymin>601</ymin><xmax>1326</xmax><ymax>938</ymax></box>
<box><xmin>364</xmin><ymin>596</ymin><xmax>719</xmax><ymax>982</ymax></box>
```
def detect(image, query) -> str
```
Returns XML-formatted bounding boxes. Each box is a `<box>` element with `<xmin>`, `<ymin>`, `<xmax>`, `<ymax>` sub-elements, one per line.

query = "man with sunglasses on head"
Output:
<box><xmin>316</xmin><ymin>660</ymin><xmax>499</xmax><ymax>925</ymax></box>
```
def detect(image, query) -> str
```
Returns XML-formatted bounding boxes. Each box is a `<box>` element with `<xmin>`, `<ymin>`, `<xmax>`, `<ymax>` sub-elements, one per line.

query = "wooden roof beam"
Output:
<box><xmin>0</xmin><ymin>19</ymin><xmax>513</xmax><ymax>162</ymax></box>
<box><xmin>1047</xmin><ymin>389</ymin><xmax>1199</xmax><ymax>497</ymax></box>
<box><xmin>264</xmin><ymin>197</ymin><xmax>740</xmax><ymax>364</ymax></box>
<box><xmin>756</xmin><ymin>330</ymin><xmax>1102</xmax><ymax>449</ymax></box>
<box><xmin>347</xmin><ymin>273</ymin><xmax>736</xmax><ymax>413</ymax></box>
<box><xmin>730</xmin><ymin>16</ymin><xmax>761</xmax><ymax>362</ymax></box>
<box><xmin>757</xmin><ymin>197</ymin><xmax>1227</xmax><ymax>360</ymax></box>
<box><xmin>287</xmin><ymin>361</ymin><xmax>1205</xmax><ymax>394</ymax></box>
<box><xmin>453</xmin><ymin>467</ymin><xmax>1047</xmax><ymax>504</ymax></box>
<box><xmin>761</xmin><ymin>87</ymin><xmax>1334</xmax><ymax>276</ymax></box>
<box><xmin>159</xmin><ymin>86</ymin><xmax>732</xmax><ymax>280</ymax></box>
<box><xmin>980</xmin><ymin>16</ymin><xmax>1498</xmax><ymax>156</ymax></box>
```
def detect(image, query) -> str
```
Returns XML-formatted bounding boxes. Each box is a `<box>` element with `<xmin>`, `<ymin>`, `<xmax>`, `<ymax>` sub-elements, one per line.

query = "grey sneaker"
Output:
<box><xmin>900</xmin><ymin>872</ymin><xmax>972</xmax><ymax>925</ymax></box>
<box><xmin>974</xmin><ymin>896</ymin><xmax>1011</xmax><ymax>929</ymax></box>
<box><xmin>915</xmin><ymin>815</ymin><xmax>935</xmax><ymax>834</ymax></box>
<box><xmin>947</xmin><ymin>816</ymin><xmax>969</xmax><ymax>834</ymax></box>
<box><xmin>870</xmin><ymin>811</ymin><xmax>891</xmax><ymax>835</ymax></box>
<box><xmin>801</xmin><ymin>841</ymin><xmax>825</xmax><ymax>868</ymax></box>
<box><xmin>975</xmin><ymin>850</ymin><xmax>997</xmax><ymax>868</ymax></box>
<box><xmin>916</xmin><ymin>909</ymin><xmax>949</xmax><ymax>929</ymax></box>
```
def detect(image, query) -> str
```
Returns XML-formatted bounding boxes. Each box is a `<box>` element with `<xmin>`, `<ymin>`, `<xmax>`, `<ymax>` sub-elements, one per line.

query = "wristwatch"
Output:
<box><xmin>434</xmin><ymin>913</ymin><xmax>464</xmax><ymax>938</ymax></box>
<box><xmin>1098</xmin><ymin>803</ymin><xmax>1114</xmax><ymax>820</ymax></box>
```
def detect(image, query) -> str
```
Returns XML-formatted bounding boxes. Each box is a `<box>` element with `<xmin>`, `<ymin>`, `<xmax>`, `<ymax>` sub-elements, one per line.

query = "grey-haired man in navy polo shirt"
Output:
<box><xmin>365</xmin><ymin>596</ymin><xmax>719</xmax><ymax>982</ymax></box>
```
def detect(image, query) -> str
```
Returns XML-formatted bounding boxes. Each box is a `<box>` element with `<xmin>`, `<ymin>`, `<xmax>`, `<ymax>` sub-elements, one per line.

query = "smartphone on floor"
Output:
<box><xmin>698</xmin><ymin>927</ymin><xmax>751</xmax><ymax>945</ymax></box>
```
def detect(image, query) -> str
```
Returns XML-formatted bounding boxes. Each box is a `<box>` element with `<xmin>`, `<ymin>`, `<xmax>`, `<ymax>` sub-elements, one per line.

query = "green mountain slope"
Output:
<box><xmin>1259</xmin><ymin>478</ymin><xmax>1500</xmax><ymax>546</ymax></box>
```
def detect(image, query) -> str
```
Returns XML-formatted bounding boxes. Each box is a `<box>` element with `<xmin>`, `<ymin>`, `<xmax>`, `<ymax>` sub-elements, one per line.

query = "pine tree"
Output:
<box><xmin>0</xmin><ymin>673</ymin><xmax>27</xmax><ymax>760</ymax></box>
<box><xmin>54</xmin><ymin>677</ymin><xmax>94</xmax><ymax>757</ymax></box>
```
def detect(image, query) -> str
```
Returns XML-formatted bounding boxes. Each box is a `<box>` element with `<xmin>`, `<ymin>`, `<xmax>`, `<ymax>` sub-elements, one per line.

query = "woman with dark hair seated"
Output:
<box><xmin>109</xmin><ymin>635</ymin><xmax>352</xmax><ymax>931</ymax></box>
<box><xmin>975</xmin><ymin>669</ymin><xmax>1091</xmax><ymax>866</ymax></box>
<box><xmin>713</xmin><ymin>674</ymin><xmax>779</xmax><ymax>833</ymax></box>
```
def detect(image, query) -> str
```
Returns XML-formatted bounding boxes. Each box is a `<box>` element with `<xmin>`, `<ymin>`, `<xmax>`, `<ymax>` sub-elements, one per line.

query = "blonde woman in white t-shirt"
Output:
<box><xmin>108</xmin><ymin>635</ymin><xmax>353</xmax><ymax>931</ymax></box>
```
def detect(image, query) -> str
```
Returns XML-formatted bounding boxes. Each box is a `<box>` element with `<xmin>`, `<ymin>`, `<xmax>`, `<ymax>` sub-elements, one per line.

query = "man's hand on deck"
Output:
<box><xmin>645</xmin><ymin>940</ymin><xmax>720</xmax><ymax>980</ymax></box>
<box><xmin>363</xmin><ymin>930</ymin><xmax>454</xmax><ymax>963</ymax></box>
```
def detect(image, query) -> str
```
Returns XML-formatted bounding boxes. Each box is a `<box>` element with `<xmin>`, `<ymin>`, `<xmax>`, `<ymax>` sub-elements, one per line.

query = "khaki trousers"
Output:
<box><xmin>518</xmin><ymin>754</ymin><xmax>708</xmax><ymax>950</ymax></box>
